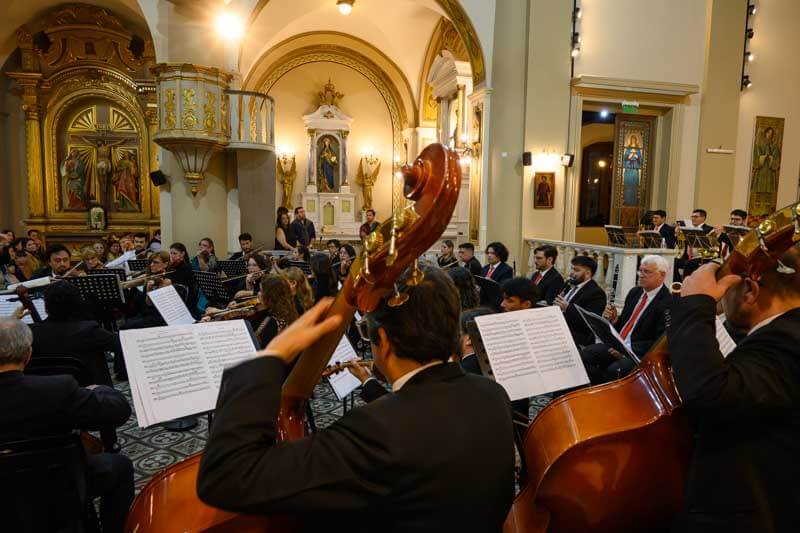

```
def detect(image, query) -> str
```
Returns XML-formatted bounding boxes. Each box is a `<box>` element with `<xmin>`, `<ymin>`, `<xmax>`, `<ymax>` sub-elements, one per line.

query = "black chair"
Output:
<box><xmin>0</xmin><ymin>434</ymin><xmax>98</xmax><ymax>533</ymax></box>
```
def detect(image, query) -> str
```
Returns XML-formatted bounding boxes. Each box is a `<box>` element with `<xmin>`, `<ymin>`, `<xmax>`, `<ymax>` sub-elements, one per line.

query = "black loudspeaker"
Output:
<box><xmin>522</xmin><ymin>152</ymin><xmax>532</xmax><ymax>166</ymax></box>
<box><xmin>149</xmin><ymin>170</ymin><xmax>166</xmax><ymax>186</ymax></box>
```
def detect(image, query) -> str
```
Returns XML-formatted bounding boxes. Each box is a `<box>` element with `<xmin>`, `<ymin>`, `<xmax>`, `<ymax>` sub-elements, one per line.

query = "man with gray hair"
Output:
<box><xmin>0</xmin><ymin>318</ymin><xmax>133</xmax><ymax>533</ymax></box>
<box><xmin>579</xmin><ymin>254</ymin><xmax>673</xmax><ymax>384</ymax></box>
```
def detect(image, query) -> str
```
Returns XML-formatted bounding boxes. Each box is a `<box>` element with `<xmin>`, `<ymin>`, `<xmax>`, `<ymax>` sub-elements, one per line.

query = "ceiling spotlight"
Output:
<box><xmin>571</xmin><ymin>47</ymin><xmax>580</xmax><ymax>58</ymax></box>
<box><xmin>746</xmin><ymin>28</ymin><xmax>755</xmax><ymax>39</ymax></box>
<box><xmin>746</xmin><ymin>51</ymin><xmax>755</xmax><ymax>62</ymax></box>
<box><xmin>742</xmin><ymin>75</ymin><xmax>753</xmax><ymax>89</ymax></box>
<box><xmin>215</xmin><ymin>11</ymin><xmax>244</xmax><ymax>41</ymax></box>
<box><xmin>573</xmin><ymin>7</ymin><xmax>582</xmax><ymax>21</ymax></box>
<box><xmin>748</xmin><ymin>4</ymin><xmax>757</xmax><ymax>15</ymax></box>
<box><xmin>337</xmin><ymin>0</ymin><xmax>354</xmax><ymax>15</ymax></box>
<box><xmin>597</xmin><ymin>160</ymin><xmax>606</xmax><ymax>168</ymax></box>
<box><xmin>599</xmin><ymin>109</ymin><xmax>609</xmax><ymax>118</ymax></box>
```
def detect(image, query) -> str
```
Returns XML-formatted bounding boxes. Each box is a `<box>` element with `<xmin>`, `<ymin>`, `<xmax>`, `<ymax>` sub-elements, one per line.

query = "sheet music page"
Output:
<box><xmin>574</xmin><ymin>307</ymin><xmax>638</xmax><ymax>360</ymax></box>
<box><xmin>105</xmin><ymin>250</ymin><xmax>135</xmax><ymax>269</ymax></box>
<box><xmin>120</xmin><ymin>320</ymin><xmax>257</xmax><ymax>427</ymax></box>
<box><xmin>474</xmin><ymin>307</ymin><xmax>589</xmax><ymax>400</ymax></box>
<box><xmin>326</xmin><ymin>335</ymin><xmax>362</xmax><ymax>400</ymax></box>
<box><xmin>0</xmin><ymin>294</ymin><xmax>48</xmax><ymax>324</ymax></box>
<box><xmin>147</xmin><ymin>285</ymin><xmax>195</xmax><ymax>325</ymax></box>
<box><xmin>715</xmin><ymin>315</ymin><xmax>737</xmax><ymax>358</ymax></box>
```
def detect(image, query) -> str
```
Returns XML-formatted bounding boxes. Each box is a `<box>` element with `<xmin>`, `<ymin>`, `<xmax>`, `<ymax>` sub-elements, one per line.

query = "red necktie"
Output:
<box><xmin>487</xmin><ymin>265</ymin><xmax>496</xmax><ymax>278</ymax></box>
<box><xmin>619</xmin><ymin>292</ymin><xmax>649</xmax><ymax>340</ymax></box>
<box><xmin>532</xmin><ymin>272</ymin><xmax>542</xmax><ymax>285</ymax></box>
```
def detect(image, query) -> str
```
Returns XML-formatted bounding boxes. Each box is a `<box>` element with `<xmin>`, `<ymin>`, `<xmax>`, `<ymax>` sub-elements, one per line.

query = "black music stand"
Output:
<box><xmin>127</xmin><ymin>259</ymin><xmax>148</xmax><ymax>272</ymax></box>
<box><xmin>638</xmin><ymin>230</ymin><xmax>663</xmax><ymax>248</ymax></box>
<box><xmin>217</xmin><ymin>260</ymin><xmax>247</xmax><ymax>277</ymax></box>
<box><xmin>723</xmin><ymin>224</ymin><xmax>752</xmax><ymax>247</ymax></box>
<box><xmin>88</xmin><ymin>268</ymin><xmax>126</xmax><ymax>282</ymax></box>
<box><xmin>474</xmin><ymin>275</ymin><xmax>503</xmax><ymax>311</ymax></box>
<box><xmin>65</xmin><ymin>274</ymin><xmax>125</xmax><ymax>331</ymax></box>
<box><xmin>682</xmin><ymin>228</ymin><xmax>715</xmax><ymax>254</ymax></box>
<box><xmin>288</xmin><ymin>260</ymin><xmax>312</xmax><ymax>276</ymax></box>
<box><xmin>194</xmin><ymin>271</ymin><xmax>229</xmax><ymax>307</ymax></box>
<box><xmin>604</xmin><ymin>225</ymin><xmax>640</xmax><ymax>248</ymax></box>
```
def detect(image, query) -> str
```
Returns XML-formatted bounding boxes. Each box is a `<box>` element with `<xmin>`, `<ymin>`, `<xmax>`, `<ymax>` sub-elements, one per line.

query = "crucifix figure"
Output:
<box><xmin>77</xmin><ymin>134</ymin><xmax>126</xmax><ymax>206</ymax></box>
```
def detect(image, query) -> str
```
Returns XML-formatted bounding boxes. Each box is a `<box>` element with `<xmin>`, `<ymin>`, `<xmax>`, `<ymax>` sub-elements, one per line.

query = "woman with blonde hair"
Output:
<box><xmin>255</xmin><ymin>274</ymin><xmax>299</xmax><ymax>348</ymax></box>
<box><xmin>283</xmin><ymin>266</ymin><xmax>313</xmax><ymax>313</ymax></box>
<box><xmin>80</xmin><ymin>247</ymin><xmax>104</xmax><ymax>272</ymax></box>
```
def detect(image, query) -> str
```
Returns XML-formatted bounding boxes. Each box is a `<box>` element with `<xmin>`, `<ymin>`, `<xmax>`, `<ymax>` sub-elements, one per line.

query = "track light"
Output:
<box><xmin>748</xmin><ymin>4</ymin><xmax>757</xmax><ymax>15</ymax></box>
<box><xmin>573</xmin><ymin>7</ymin><xmax>582</xmax><ymax>21</ymax></box>
<box><xmin>571</xmin><ymin>47</ymin><xmax>580</xmax><ymax>58</ymax></box>
<box><xmin>742</xmin><ymin>75</ymin><xmax>752</xmax><ymax>90</ymax></box>
<box><xmin>746</xmin><ymin>51</ymin><xmax>755</xmax><ymax>62</ymax></box>
<box><xmin>746</xmin><ymin>28</ymin><xmax>755</xmax><ymax>39</ymax></box>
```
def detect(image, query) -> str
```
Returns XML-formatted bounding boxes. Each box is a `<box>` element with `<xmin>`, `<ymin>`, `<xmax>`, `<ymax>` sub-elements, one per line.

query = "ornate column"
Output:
<box><xmin>7</xmin><ymin>72</ymin><xmax>44</xmax><ymax>217</ymax></box>
<box><xmin>145</xmin><ymin>106</ymin><xmax>161</xmax><ymax>215</ymax></box>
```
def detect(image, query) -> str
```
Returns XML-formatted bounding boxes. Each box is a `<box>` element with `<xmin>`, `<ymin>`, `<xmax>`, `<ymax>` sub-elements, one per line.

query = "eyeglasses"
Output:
<box><xmin>638</xmin><ymin>268</ymin><xmax>658</xmax><ymax>275</ymax></box>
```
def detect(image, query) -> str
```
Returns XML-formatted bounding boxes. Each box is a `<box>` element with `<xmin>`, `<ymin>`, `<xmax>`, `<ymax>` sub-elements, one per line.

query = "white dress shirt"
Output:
<box><xmin>392</xmin><ymin>360</ymin><xmax>444</xmax><ymax>392</ymax></box>
<box><xmin>622</xmin><ymin>285</ymin><xmax>664</xmax><ymax>348</ymax></box>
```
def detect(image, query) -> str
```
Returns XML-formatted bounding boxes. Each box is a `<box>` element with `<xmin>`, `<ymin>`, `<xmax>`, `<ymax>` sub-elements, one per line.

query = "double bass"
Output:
<box><xmin>124</xmin><ymin>143</ymin><xmax>462</xmax><ymax>532</ymax></box>
<box><xmin>505</xmin><ymin>203</ymin><xmax>800</xmax><ymax>533</ymax></box>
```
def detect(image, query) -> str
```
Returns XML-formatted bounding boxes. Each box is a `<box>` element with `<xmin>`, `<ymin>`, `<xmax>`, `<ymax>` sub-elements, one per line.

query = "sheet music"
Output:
<box><xmin>326</xmin><ymin>335</ymin><xmax>362</xmax><ymax>400</ymax></box>
<box><xmin>105</xmin><ymin>250</ymin><xmax>136</xmax><ymax>269</ymax></box>
<box><xmin>120</xmin><ymin>320</ymin><xmax>257</xmax><ymax>427</ymax></box>
<box><xmin>715</xmin><ymin>315</ymin><xmax>737</xmax><ymax>358</ymax></box>
<box><xmin>574</xmin><ymin>306</ymin><xmax>638</xmax><ymax>360</ymax></box>
<box><xmin>0</xmin><ymin>294</ymin><xmax>48</xmax><ymax>324</ymax></box>
<box><xmin>147</xmin><ymin>285</ymin><xmax>195</xmax><ymax>326</ymax></box>
<box><xmin>474</xmin><ymin>307</ymin><xmax>589</xmax><ymax>400</ymax></box>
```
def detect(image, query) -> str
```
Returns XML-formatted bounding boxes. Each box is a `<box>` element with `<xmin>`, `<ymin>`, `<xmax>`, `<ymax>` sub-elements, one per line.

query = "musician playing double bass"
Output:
<box><xmin>669</xmin><ymin>247</ymin><xmax>800</xmax><ymax>532</ymax></box>
<box><xmin>197</xmin><ymin>266</ymin><xmax>515</xmax><ymax>531</ymax></box>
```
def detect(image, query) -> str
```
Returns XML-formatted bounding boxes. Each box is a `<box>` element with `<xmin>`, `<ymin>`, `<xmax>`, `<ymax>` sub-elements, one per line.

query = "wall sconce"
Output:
<box><xmin>741</xmin><ymin>3</ymin><xmax>756</xmax><ymax>91</ymax></box>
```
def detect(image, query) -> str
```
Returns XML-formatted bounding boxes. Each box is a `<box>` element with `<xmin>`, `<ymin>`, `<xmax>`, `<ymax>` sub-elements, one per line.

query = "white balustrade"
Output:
<box><xmin>524</xmin><ymin>238</ymin><xmax>679</xmax><ymax>309</ymax></box>
<box><xmin>226</xmin><ymin>89</ymin><xmax>275</xmax><ymax>150</ymax></box>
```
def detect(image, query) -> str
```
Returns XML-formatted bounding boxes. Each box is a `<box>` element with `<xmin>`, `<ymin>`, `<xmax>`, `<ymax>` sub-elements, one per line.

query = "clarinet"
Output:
<box><xmin>606</xmin><ymin>264</ymin><xmax>620</xmax><ymax>309</ymax></box>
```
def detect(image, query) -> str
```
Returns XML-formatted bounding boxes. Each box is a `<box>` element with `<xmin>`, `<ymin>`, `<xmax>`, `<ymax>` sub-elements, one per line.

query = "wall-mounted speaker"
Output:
<box><xmin>149</xmin><ymin>170</ymin><xmax>166</xmax><ymax>186</ymax></box>
<box><xmin>522</xmin><ymin>152</ymin><xmax>532</xmax><ymax>166</ymax></box>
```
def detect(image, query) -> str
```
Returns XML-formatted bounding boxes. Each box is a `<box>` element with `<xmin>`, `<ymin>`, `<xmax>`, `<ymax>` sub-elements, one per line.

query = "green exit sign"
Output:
<box><xmin>622</xmin><ymin>100</ymin><xmax>639</xmax><ymax>114</ymax></box>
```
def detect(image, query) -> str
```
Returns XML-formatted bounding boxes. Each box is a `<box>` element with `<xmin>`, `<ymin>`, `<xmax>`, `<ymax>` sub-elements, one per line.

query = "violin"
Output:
<box><xmin>124</xmin><ymin>143</ymin><xmax>463</xmax><ymax>533</ymax></box>
<box><xmin>504</xmin><ymin>203</ymin><xmax>800</xmax><ymax>533</ymax></box>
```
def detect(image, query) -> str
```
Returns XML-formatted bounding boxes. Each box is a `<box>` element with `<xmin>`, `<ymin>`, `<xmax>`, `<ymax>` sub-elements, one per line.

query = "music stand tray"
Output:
<box><xmin>723</xmin><ymin>225</ymin><xmax>752</xmax><ymax>247</ymax></box>
<box><xmin>217</xmin><ymin>260</ymin><xmax>247</xmax><ymax>277</ymax></box>
<box><xmin>604</xmin><ymin>225</ymin><xmax>639</xmax><ymax>248</ymax></box>
<box><xmin>194</xmin><ymin>271</ymin><xmax>229</xmax><ymax>304</ymax></box>
<box><xmin>65</xmin><ymin>274</ymin><xmax>125</xmax><ymax>305</ymax></box>
<box><xmin>89</xmin><ymin>268</ymin><xmax>126</xmax><ymax>282</ymax></box>
<box><xmin>474</xmin><ymin>275</ymin><xmax>503</xmax><ymax>311</ymax></box>
<box><xmin>127</xmin><ymin>259</ymin><xmax>149</xmax><ymax>272</ymax></box>
<box><xmin>288</xmin><ymin>260</ymin><xmax>312</xmax><ymax>276</ymax></box>
<box><xmin>681</xmin><ymin>228</ymin><xmax>715</xmax><ymax>252</ymax></box>
<box><xmin>638</xmin><ymin>230</ymin><xmax>663</xmax><ymax>249</ymax></box>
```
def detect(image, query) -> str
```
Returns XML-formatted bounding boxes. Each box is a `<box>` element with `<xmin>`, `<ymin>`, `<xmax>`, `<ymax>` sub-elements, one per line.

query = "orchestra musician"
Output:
<box><xmin>275</xmin><ymin>211</ymin><xmax>297</xmax><ymax>252</ymax></box>
<box><xmin>580</xmin><ymin>254</ymin><xmax>672</xmax><ymax>384</ymax></box>
<box><xmin>481</xmin><ymin>241</ymin><xmax>513</xmax><ymax>283</ymax></box>
<box><xmin>448</xmin><ymin>266</ymin><xmax>480</xmax><ymax>310</ymax></box>
<box><xmin>529</xmin><ymin>244</ymin><xmax>565</xmax><ymax>304</ymax></box>
<box><xmin>669</xmin><ymin>249</ymin><xmax>800</xmax><ymax>532</ymax></box>
<box><xmin>32</xmin><ymin>244</ymin><xmax>73</xmax><ymax>279</ymax></box>
<box><xmin>358</xmin><ymin>209</ymin><xmax>380</xmax><ymax>241</ymax></box>
<box><xmin>231</xmin><ymin>253</ymin><xmax>270</xmax><ymax>299</ymax></box>
<box><xmin>650</xmin><ymin>209</ymin><xmax>676</xmax><ymax>248</ymax></box>
<box><xmin>712</xmin><ymin>208</ymin><xmax>749</xmax><ymax>258</ymax></box>
<box><xmin>554</xmin><ymin>256</ymin><xmax>607</xmax><ymax>347</ymax></box>
<box><xmin>165</xmin><ymin>242</ymin><xmax>197</xmax><ymax>310</ymax></box>
<box><xmin>326</xmin><ymin>239</ymin><xmax>341</xmax><ymax>263</ymax></box>
<box><xmin>190</xmin><ymin>237</ymin><xmax>218</xmax><ymax>273</ymax></box>
<box><xmin>457</xmin><ymin>242</ymin><xmax>482</xmax><ymax>276</ymax></box>
<box><xmin>337</xmin><ymin>244</ymin><xmax>357</xmax><ymax>278</ymax></box>
<box><xmin>228</xmin><ymin>232</ymin><xmax>254</xmax><ymax>261</ymax></box>
<box><xmin>437</xmin><ymin>239</ymin><xmax>458</xmax><ymax>269</ymax></box>
<box><xmin>310</xmin><ymin>253</ymin><xmax>337</xmax><ymax>302</ymax></box>
<box><xmin>132</xmin><ymin>233</ymin><xmax>149</xmax><ymax>257</ymax></box>
<box><xmin>252</xmin><ymin>274</ymin><xmax>298</xmax><ymax>348</ymax></box>
<box><xmin>80</xmin><ymin>247</ymin><xmax>104</xmax><ymax>272</ymax></box>
<box><xmin>122</xmin><ymin>251</ymin><xmax>173</xmax><ymax>330</ymax></box>
<box><xmin>290</xmin><ymin>206</ymin><xmax>316</xmax><ymax>249</ymax></box>
<box><xmin>196</xmin><ymin>266</ymin><xmax>515</xmax><ymax>531</ymax></box>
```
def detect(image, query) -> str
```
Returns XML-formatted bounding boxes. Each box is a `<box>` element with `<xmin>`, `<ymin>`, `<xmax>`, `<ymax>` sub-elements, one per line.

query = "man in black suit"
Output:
<box><xmin>458</xmin><ymin>242</ymin><xmax>482</xmax><ymax>276</ymax></box>
<box><xmin>290</xmin><ymin>206</ymin><xmax>316</xmax><ymax>249</ymax></box>
<box><xmin>712</xmin><ymin>208</ymin><xmax>748</xmax><ymax>259</ymax></box>
<box><xmin>668</xmin><ymin>248</ymin><xmax>800</xmax><ymax>533</ymax></box>
<box><xmin>0</xmin><ymin>318</ymin><xmax>133</xmax><ymax>533</ymax></box>
<box><xmin>481</xmin><ymin>241</ymin><xmax>513</xmax><ymax>283</ymax></box>
<box><xmin>228</xmin><ymin>232</ymin><xmax>254</xmax><ymax>261</ymax></box>
<box><xmin>677</xmin><ymin>208</ymin><xmax>715</xmax><ymax>278</ymax></box>
<box><xmin>554</xmin><ymin>256</ymin><xmax>607</xmax><ymax>347</ymax></box>
<box><xmin>530</xmin><ymin>245</ymin><xmax>564</xmax><ymax>304</ymax></box>
<box><xmin>580</xmin><ymin>255</ymin><xmax>672</xmax><ymax>384</ymax></box>
<box><xmin>198</xmin><ymin>267</ymin><xmax>515</xmax><ymax>531</ymax></box>
<box><xmin>29</xmin><ymin>282</ymin><xmax>123</xmax><ymax>384</ymax></box>
<box><xmin>32</xmin><ymin>243</ymin><xmax>72</xmax><ymax>279</ymax></box>
<box><xmin>650</xmin><ymin>209</ymin><xmax>676</xmax><ymax>248</ymax></box>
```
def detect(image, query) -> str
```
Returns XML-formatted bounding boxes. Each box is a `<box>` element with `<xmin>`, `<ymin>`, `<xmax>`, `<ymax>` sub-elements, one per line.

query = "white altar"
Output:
<box><xmin>299</xmin><ymin>83</ymin><xmax>360</xmax><ymax>240</ymax></box>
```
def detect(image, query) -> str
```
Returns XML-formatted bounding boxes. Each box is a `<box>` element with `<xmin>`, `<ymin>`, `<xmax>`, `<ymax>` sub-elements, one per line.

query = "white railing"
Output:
<box><xmin>524</xmin><ymin>238</ymin><xmax>679</xmax><ymax>309</ymax></box>
<box><xmin>226</xmin><ymin>89</ymin><xmax>275</xmax><ymax>150</ymax></box>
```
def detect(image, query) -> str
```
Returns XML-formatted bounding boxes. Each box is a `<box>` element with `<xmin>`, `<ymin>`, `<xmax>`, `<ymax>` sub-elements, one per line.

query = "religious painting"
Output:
<box><xmin>60</xmin><ymin>102</ymin><xmax>141</xmax><ymax>213</ymax></box>
<box><xmin>611</xmin><ymin>115</ymin><xmax>656</xmax><ymax>226</ymax></box>
<box><xmin>88</xmin><ymin>205</ymin><xmax>106</xmax><ymax>230</ymax></box>
<box><xmin>533</xmin><ymin>172</ymin><xmax>555</xmax><ymax>209</ymax></box>
<box><xmin>747</xmin><ymin>116</ymin><xmax>784</xmax><ymax>223</ymax></box>
<box><xmin>317</xmin><ymin>135</ymin><xmax>340</xmax><ymax>192</ymax></box>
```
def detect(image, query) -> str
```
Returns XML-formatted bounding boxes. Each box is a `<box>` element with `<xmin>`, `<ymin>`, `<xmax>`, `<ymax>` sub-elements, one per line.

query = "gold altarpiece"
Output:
<box><xmin>6</xmin><ymin>4</ymin><xmax>159</xmax><ymax>257</ymax></box>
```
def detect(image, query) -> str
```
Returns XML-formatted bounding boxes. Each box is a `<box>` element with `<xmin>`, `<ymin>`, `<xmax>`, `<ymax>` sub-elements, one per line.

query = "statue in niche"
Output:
<box><xmin>317</xmin><ymin>136</ymin><xmax>339</xmax><ymax>192</ymax></box>
<box><xmin>622</xmin><ymin>133</ymin><xmax>643</xmax><ymax>206</ymax></box>
<box><xmin>277</xmin><ymin>155</ymin><xmax>297</xmax><ymax>209</ymax></box>
<box><xmin>77</xmin><ymin>135</ymin><xmax>126</xmax><ymax>203</ymax></box>
<box><xmin>356</xmin><ymin>159</ymin><xmax>381</xmax><ymax>210</ymax></box>
<box><xmin>111</xmin><ymin>150</ymin><xmax>139</xmax><ymax>210</ymax></box>
<box><xmin>318</xmin><ymin>78</ymin><xmax>344</xmax><ymax>107</ymax></box>
<box><xmin>60</xmin><ymin>148</ymin><xmax>88</xmax><ymax>209</ymax></box>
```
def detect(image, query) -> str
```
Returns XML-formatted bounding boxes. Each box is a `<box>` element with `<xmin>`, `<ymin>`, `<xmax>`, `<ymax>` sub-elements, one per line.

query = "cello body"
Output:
<box><xmin>504</xmin><ymin>339</ymin><xmax>692</xmax><ymax>533</ymax></box>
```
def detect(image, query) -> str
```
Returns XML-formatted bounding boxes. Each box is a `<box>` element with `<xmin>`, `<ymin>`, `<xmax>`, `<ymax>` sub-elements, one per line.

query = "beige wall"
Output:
<box><xmin>268</xmin><ymin>61</ymin><xmax>394</xmax><ymax>223</ymax></box>
<box><xmin>733</xmin><ymin>0</ymin><xmax>800</xmax><ymax>214</ymax></box>
<box><xmin>694</xmin><ymin>0</ymin><xmax>747</xmax><ymax>225</ymax></box>
<box><xmin>0</xmin><ymin>77</ymin><xmax>27</xmax><ymax>232</ymax></box>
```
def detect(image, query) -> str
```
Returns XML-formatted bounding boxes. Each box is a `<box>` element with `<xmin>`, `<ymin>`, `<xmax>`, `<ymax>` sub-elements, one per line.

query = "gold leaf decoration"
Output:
<box><xmin>68</xmin><ymin>106</ymin><xmax>96</xmax><ymax>131</ymax></box>
<box><xmin>109</xmin><ymin>107</ymin><xmax>135</xmax><ymax>132</ymax></box>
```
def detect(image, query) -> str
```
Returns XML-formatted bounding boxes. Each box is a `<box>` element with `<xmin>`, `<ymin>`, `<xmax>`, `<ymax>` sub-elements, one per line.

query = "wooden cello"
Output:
<box><xmin>505</xmin><ymin>203</ymin><xmax>800</xmax><ymax>533</ymax></box>
<box><xmin>124</xmin><ymin>143</ymin><xmax>463</xmax><ymax>533</ymax></box>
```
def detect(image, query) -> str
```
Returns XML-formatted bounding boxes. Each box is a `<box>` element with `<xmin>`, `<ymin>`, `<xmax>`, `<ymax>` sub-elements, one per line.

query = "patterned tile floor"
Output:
<box><xmin>110</xmin><ymin>366</ymin><xmax>552</xmax><ymax>494</ymax></box>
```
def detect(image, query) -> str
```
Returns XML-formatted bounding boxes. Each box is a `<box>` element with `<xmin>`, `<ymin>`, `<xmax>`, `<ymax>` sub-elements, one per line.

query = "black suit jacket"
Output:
<box><xmin>290</xmin><ymin>219</ymin><xmax>316</xmax><ymax>247</ymax></box>
<box><xmin>198</xmin><ymin>358</ymin><xmax>515</xmax><ymax>532</ymax></box>
<box><xmin>29</xmin><ymin>319</ymin><xmax>121</xmax><ymax>385</ymax></box>
<box><xmin>532</xmin><ymin>268</ymin><xmax>565</xmax><ymax>304</ymax></box>
<box><xmin>563</xmin><ymin>280</ymin><xmax>607</xmax><ymax>346</ymax></box>
<box><xmin>481</xmin><ymin>262</ymin><xmax>513</xmax><ymax>284</ymax></box>
<box><xmin>614</xmin><ymin>285</ymin><xmax>671</xmax><ymax>357</ymax></box>
<box><xmin>464</xmin><ymin>257</ymin><xmax>482</xmax><ymax>276</ymax></box>
<box><xmin>0</xmin><ymin>371</ymin><xmax>130</xmax><ymax>443</ymax></box>
<box><xmin>669</xmin><ymin>297</ymin><xmax>800</xmax><ymax>533</ymax></box>
<box><xmin>656</xmin><ymin>223</ymin><xmax>676</xmax><ymax>249</ymax></box>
